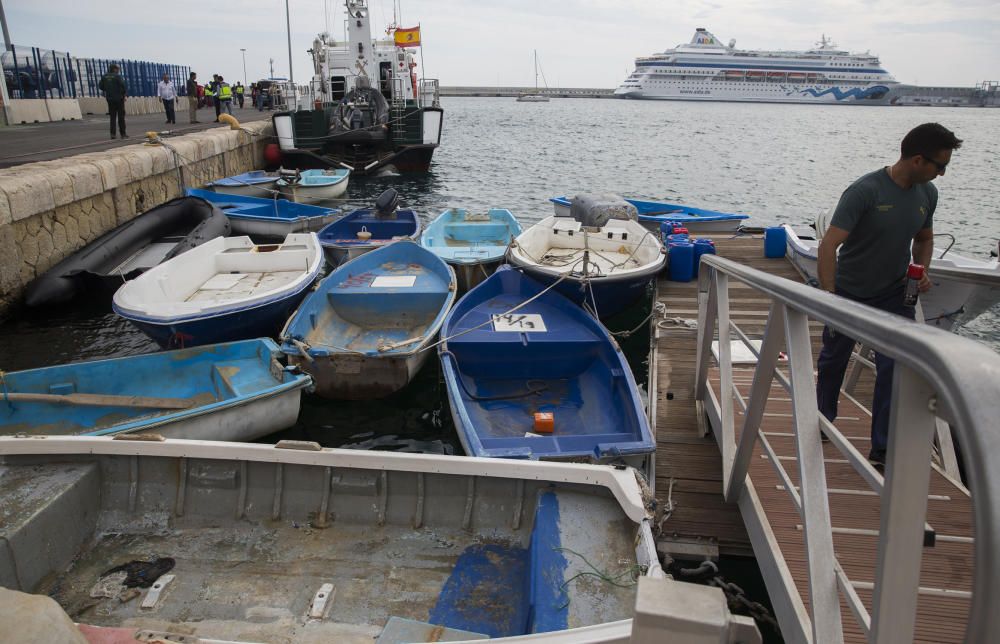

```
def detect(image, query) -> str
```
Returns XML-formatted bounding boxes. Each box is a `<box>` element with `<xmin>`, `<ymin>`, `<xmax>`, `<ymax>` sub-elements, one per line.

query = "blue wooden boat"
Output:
<box><xmin>438</xmin><ymin>266</ymin><xmax>654</xmax><ymax>466</ymax></box>
<box><xmin>206</xmin><ymin>170</ymin><xmax>280</xmax><ymax>198</ymax></box>
<box><xmin>280</xmin><ymin>241</ymin><xmax>456</xmax><ymax>399</ymax></box>
<box><xmin>113</xmin><ymin>234</ymin><xmax>325</xmax><ymax>349</ymax></box>
<box><xmin>186</xmin><ymin>188</ymin><xmax>340</xmax><ymax>237</ymax></box>
<box><xmin>277</xmin><ymin>168</ymin><xmax>351</xmax><ymax>202</ymax></box>
<box><xmin>0</xmin><ymin>339</ymin><xmax>311</xmax><ymax>441</ymax></box>
<box><xmin>316</xmin><ymin>190</ymin><xmax>422</xmax><ymax>266</ymax></box>
<box><xmin>420</xmin><ymin>208</ymin><xmax>522</xmax><ymax>291</ymax></box>
<box><xmin>550</xmin><ymin>195</ymin><xmax>749</xmax><ymax>233</ymax></box>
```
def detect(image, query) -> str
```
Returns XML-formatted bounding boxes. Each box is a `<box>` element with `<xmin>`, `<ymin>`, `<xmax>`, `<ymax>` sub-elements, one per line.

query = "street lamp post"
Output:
<box><xmin>0</xmin><ymin>0</ymin><xmax>12</xmax><ymax>52</ymax></box>
<box><xmin>285</xmin><ymin>0</ymin><xmax>296</xmax><ymax>106</ymax></box>
<box><xmin>240</xmin><ymin>48</ymin><xmax>247</xmax><ymax>87</ymax></box>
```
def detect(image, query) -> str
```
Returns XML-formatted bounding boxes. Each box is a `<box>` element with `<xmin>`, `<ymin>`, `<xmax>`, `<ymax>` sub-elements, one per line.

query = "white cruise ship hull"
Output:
<box><xmin>615</xmin><ymin>82</ymin><xmax>894</xmax><ymax>105</ymax></box>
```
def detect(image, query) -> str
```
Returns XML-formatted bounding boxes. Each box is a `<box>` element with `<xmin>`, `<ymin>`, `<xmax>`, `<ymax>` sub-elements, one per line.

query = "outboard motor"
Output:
<box><xmin>374</xmin><ymin>188</ymin><xmax>399</xmax><ymax>218</ymax></box>
<box><xmin>278</xmin><ymin>166</ymin><xmax>301</xmax><ymax>185</ymax></box>
<box><xmin>568</xmin><ymin>193</ymin><xmax>638</xmax><ymax>229</ymax></box>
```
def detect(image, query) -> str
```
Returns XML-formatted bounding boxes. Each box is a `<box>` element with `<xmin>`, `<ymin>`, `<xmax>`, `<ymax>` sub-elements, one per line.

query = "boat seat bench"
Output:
<box><xmin>0</xmin><ymin>462</ymin><xmax>100</xmax><ymax>592</ymax></box>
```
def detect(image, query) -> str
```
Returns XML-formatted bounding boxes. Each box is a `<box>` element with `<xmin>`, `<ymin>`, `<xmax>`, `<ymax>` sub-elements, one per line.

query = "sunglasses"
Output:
<box><xmin>920</xmin><ymin>154</ymin><xmax>949</xmax><ymax>172</ymax></box>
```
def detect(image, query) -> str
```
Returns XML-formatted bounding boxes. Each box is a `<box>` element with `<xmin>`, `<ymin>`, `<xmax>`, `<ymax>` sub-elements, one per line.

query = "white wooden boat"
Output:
<box><xmin>783</xmin><ymin>224</ymin><xmax>1000</xmax><ymax>331</ymax></box>
<box><xmin>508</xmin><ymin>198</ymin><xmax>665</xmax><ymax>318</ymax></box>
<box><xmin>0</xmin><ymin>436</ymin><xmax>760</xmax><ymax>643</ymax></box>
<box><xmin>278</xmin><ymin>169</ymin><xmax>350</xmax><ymax>202</ymax></box>
<box><xmin>113</xmin><ymin>233</ymin><xmax>325</xmax><ymax>348</ymax></box>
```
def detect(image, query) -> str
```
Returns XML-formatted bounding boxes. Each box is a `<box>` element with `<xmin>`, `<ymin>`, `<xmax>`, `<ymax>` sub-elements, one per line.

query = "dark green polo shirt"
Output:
<box><xmin>830</xmin><ymin>168</ymin><xmax>936</xmax><ymax>298</ymax></box>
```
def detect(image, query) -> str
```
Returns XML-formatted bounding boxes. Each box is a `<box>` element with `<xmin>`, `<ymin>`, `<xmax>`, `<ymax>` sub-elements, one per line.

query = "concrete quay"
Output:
<box><xmin>0</xmin><ymin>116</ymin><xmax>273</xmax><ymax>317</ymax></box>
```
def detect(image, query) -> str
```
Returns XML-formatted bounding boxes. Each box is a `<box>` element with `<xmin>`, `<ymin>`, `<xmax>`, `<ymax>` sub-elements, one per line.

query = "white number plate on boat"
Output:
<box><xmin>492</xmin><ymin>314</ymin><xmax>547</xmax><ymax>332</ymax></box>
<box><xmin>371</xmin><ymin>276</ymin><xmax>417</xmax><ymax>288</ymax></box>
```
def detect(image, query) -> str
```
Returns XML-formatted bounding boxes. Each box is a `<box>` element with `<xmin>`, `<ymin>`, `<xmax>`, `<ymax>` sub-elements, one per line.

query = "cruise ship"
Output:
<box><xmin>615</xmin><ymin>28</ymin><xmax>899</xmax><ymax>104</ymax></box>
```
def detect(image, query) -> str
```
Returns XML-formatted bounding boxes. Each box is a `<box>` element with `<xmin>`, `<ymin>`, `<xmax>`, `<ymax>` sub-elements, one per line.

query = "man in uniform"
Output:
<box><xmin>186</xmin><ymin>72</ymin><xmax>200</xmax><ymax>123</ymax></box>
<box><xmin>98</xmin><ymin>64</ymin><xmax>128</xmax><ymax>139</ymax></box>
<box><xmin>235</xmin><ymin>82</ymin><xmax>245</xmax><ymax>108</ymax></box>
<box><xmin>816</xmin><ymin>122</ymin><xmax>962</xmax><ymax>467</ymax></box>
<box><xmin>216</xmin><ymin>76</ymin><xmax>233</xmax><ymax>116</ymax></box>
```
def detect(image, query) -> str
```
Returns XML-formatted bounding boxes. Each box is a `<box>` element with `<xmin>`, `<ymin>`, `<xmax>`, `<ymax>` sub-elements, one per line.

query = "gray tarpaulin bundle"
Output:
<box><xmin>566</xmin><ymin>194</ymin><xmax>638</xmax><ymax>228</ymax></box>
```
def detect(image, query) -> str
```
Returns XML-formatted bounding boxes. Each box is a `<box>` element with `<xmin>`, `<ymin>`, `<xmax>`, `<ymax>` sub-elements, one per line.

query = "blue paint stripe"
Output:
<box><xmin>636</xmin><ymin>61</ymin><xmax>888</xmax><ymax>74</ymax></box>
<box><xmin>529</xmin><ymin>491</ymin><xmax>570</xmax><ymax>633</ymax></box>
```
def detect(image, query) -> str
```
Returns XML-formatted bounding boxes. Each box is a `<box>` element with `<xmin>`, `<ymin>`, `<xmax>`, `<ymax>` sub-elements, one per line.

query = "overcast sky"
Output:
<box><xmin>5</xmin><ymin>0</ymin><xmax>998</xmax><ymax>89</ymax></box>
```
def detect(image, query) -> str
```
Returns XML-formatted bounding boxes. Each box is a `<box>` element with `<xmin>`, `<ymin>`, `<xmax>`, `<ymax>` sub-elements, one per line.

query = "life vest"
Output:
<box><xmin>219</xmin><ymin>83</ymin><xmax>232</xmax><ymax>100</ymax></box>
<box><xmin>235</xmin><ymin>85</ymin><xmax>244</xmax><ymax>95</ymax></box>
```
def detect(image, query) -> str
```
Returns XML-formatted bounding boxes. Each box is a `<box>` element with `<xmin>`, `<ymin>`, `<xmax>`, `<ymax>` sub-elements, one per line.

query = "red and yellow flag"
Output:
<box><xmin>394</xmin><ymin>26</ymin><xmax>421</xmax><ymax>48</ymax></box>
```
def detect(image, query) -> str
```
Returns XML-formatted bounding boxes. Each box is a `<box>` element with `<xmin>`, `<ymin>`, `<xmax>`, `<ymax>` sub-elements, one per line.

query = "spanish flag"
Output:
<box><xmin>394</xmin><ymin>26</ymin><xmax>421</xmax><ymax>48</ymax></box>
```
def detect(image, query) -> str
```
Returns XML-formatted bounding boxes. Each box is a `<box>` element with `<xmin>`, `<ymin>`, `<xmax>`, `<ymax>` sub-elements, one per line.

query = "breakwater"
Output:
<box><xmin>0</xmin><ymin>120</ymin><xmax>273</xmax><ymax>316</ymax></box>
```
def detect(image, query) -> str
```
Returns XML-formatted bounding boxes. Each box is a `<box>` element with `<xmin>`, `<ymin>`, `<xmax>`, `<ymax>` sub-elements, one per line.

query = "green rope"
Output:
<box><xmin>552</xmin><ymin>546</ymin><xmax>647</xmax><ymax>610</ymax></box>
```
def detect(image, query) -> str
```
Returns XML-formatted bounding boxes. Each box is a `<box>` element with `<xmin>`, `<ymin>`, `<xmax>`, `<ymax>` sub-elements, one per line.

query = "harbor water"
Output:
<box><xmin>1</xmin><ymin>98</ymin><xmax>998</xmax><ymax>456</ymax></box>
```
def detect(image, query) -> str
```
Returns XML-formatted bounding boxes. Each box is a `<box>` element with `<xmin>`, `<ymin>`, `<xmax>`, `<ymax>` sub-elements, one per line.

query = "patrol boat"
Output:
<box><xmin>272</xmin><ymin>0</ymin><xmax>443</xmax><ymax>175</ymax></box>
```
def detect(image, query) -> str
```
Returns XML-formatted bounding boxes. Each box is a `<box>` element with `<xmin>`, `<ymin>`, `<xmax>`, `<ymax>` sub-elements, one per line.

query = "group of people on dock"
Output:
<box><xmin>96</xmin><ymin>65</ymin><xmax>250</xmax><ymax>137</ymax></box>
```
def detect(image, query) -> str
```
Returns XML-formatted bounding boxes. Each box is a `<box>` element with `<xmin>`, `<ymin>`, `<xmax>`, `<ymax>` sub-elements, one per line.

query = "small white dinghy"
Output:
<box><xmin>783</xmin><ymin>222</ymin><xmax>1000</xmax><ymax>331</ymax></box>
<box><xmin>277</xmin><ymin>168</ymin><xmax>350</xmax><ymax>203</ymax></box>
<box><xmin>113</xmin><ymin>233</ymin><xmax>325</xmax><ymax>348</ymax></box>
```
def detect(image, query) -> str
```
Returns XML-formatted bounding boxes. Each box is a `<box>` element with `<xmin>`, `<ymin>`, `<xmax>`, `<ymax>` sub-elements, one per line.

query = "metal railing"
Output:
<box><xmin>694</xmin><ymin>254</ymin><xmax>1000</xmax><ymax>643</ymax></box>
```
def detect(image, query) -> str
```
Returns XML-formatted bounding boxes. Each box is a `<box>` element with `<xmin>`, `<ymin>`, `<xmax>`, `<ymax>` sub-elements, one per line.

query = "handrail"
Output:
<box><xmin>694</xmin><ymin>253</ymin><xmax>1000</xmax><ymax>644</ymax></box>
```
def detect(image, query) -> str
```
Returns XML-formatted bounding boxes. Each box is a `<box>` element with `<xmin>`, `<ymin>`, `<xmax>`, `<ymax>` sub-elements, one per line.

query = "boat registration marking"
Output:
<box><xmin>371</xmin><ymin>275</ymin><xmax>417</xmax><ymax>288</ymax></box>
<box><xmin>493</xmin><ymin>314</ymin><xmax>547</xmax><ymax>332</ymax></box>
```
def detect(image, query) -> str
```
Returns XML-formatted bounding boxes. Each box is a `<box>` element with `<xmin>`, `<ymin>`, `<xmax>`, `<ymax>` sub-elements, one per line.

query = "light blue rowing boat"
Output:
<box><xmin>278</xmin><ymin>168</ymin><xmax>351</xmax><ymax>202</ymax></box>
<box><xmin>420</xmin><ymin>208</ymin><xmax>522</xmax><ymax>291</ymax></box>
<box><xmin>550</xmin><ymin>195</ymin><xmax>749</xmax><ymax>233</ymax></box>
<box><xmin>0</xmin><ymin>339</ymin><xmax>311</xmax><ymax>441</ymax></box>
<box><xmin>280</xmin><ymin>241</ymin><xmax>456</xmax><ymax>399</ymax></box>
<box><xmin>206</xmin><ymin>170</ymin><xmax>280</xmax><ymax>197</ymax></box>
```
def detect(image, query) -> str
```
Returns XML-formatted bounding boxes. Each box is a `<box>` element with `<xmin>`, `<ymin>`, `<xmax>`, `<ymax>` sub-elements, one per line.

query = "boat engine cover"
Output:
<box><xmin>567</xmin><ymin>194</ymin><xmax>638</xmax><ymax>228</ymax></box>
<box><xmin>375</xmin><ymin>188</ymin><xmax>400</xmax><ymax>217</ymax></box>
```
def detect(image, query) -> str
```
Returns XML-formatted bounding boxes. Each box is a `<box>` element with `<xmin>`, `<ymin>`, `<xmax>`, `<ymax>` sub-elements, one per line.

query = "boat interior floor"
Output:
<box><xmin>536</xmin><ymin>246</ymin><xmax>641</xmax><ymax>275</ymax></box>
<box><xmin>187</xmin><ymin>271</ymin><xmax>303</xmax><ymax>303</ymax></box>
<box><xmin>107</xmin><ymin>239</ymin><xmax>186</xmax><ymax>276</ymax></box>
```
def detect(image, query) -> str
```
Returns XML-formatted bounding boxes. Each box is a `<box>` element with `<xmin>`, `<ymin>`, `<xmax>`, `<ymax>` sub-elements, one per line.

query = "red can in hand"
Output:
<box><xmin>904</xmin><ymin>263</ymin><xmax>924</xmax><ymax>306</ymax></box>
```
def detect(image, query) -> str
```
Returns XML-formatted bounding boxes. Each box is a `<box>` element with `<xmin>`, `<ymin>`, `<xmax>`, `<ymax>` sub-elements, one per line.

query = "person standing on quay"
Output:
<box><xmin>186</xmin><ymin>72</ymin><xmax>200</xmax><ymax>123</ymax></box>
<box><xmin>235</xmin><ymin>82</ymin><xmax>245</xmax><ymax>108</ymax></box>
<box><xmin>816</xmin><ymin>122</ymin><xmax>962</xmax><ymax>468</ymax></box>
<box><xmin>98</xmin><ymin>64</ymin><xmax>127</xmax><ymax>139</ymax></box>
<box><xmin>210</xmin><ymin>74</ymin><xmax>221</xmax><ymax>122</ymax></box>
<box><xmin>217</xmin><ymin>76</ymin><xmax>233</xmax><ymax>116</ymax></box>
<box><xmin>157</xmin><ymin>73</ymin><xmax>178</xmax><ymax>124</ymax></box>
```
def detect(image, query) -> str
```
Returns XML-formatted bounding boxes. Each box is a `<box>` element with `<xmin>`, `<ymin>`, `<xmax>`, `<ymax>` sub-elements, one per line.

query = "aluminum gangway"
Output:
<box><xmin>693</xmin><ymin>253</ymin><xmax>999</xmax><ymax>643</ymax></box>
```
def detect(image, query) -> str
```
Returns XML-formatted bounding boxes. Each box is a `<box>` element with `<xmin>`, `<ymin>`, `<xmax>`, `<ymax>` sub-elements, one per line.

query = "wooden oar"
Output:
<box><xmin>3</xmin><ymin>392</ymin><xmax>194</xmax><ymax>410</ymax></box>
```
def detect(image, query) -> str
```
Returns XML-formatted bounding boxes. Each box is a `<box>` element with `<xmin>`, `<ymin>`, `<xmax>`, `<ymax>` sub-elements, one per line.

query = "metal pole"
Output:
<box><xmin>285</xmin><ymin>0</ymin><xmax>296</xmax><ymax>106</ymax></box>
<box><xmin>240</xmin><ymin>48</ymin><xmax>247</xmax><ymax>87</ymax></box>
<box><xmin>0</xmin><ymin>0</ymin><xmax>12</xmax><ymax>52</ymax></box>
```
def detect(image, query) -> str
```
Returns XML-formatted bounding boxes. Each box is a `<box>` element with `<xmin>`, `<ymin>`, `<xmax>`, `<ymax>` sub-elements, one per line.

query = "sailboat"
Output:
<box><xmin>516</xmin><ymin>50</ymin><xmax>550</xmax><ymax>102</ymax></box>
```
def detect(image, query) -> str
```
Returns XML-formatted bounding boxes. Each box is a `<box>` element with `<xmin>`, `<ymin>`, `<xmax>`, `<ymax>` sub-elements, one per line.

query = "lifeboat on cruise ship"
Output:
<box><xmin>766</xmin><ymin>71</ymin><xmax>786</xmax><ymax>79</ymax></box>
<box><xmin>746</xmin><ymin>70</ymin><xmax>765</xmax><ymax>79</ymax></box>
<box><xmin>788</xmin><ymin>73</ymin><xmax>807</xmax><ymax>83</ymax></box>
<box><xmin>723</xmin><ymin>70</ymin><xmax>743</xmax><ymax>77</ymax></box>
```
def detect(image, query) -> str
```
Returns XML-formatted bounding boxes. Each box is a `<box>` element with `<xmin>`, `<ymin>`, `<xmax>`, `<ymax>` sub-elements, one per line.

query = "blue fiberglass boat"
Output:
<box><xmin>0</xmin><ymin>339</ymin><xmax>311</xmax><ymax>441</ymax></box>
<box><xmin>420</xmin><ymin>208</ymin><xmax>522</xmax><ymax>291</ymax></box>
<box><xmin>316</xmin><ymin>189</ymin><xmax>421</xmax><ymax>266</ymax></box>
<box><xmin>550</xmin><ymin>195</ymin><xmax>749</xmax><ymax>233</ymax></box>
<box><xmin>438</xmin><ymin>266</ymin><xmax>654</xmax><ymax>467</ymax></box>
<box><xmin>280</xmin><ymin>241</ymin><xmax>456</xmax><ymax>399</ymax></box>
<box><xmin>187</xmin><ymin>188</ymin><xmax>340</xmax><ymax>237</ymax></box>
<box><xmin>205</xmin><ymin>170</ymin><xmax>280</xmax><ymax>198</ymax></box>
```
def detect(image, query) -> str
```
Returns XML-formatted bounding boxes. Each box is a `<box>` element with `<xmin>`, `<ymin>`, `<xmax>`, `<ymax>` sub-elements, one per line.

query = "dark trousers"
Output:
<box><xmin>237</xmin><ymin>94</ymin><xmax>244</xmax><ymax>108</ymax></box>
<box><xmin>163</xmin><ymin>98</ymin><xmax>175</xmax><ymax>123</ymax></box>
<box><xmin>816</xmin><ymin>285</ymin><xmax>915</xmax><ymax>459</ymax></box>
<box><xmin>214</xmin><ymin>96</ymin><xmax>221</xmax><ymax>120</ymax></box>
<box><xmin>107</xmin><ymin>98</ymin><xmax>126</xmax><ymax>136</ymax></box>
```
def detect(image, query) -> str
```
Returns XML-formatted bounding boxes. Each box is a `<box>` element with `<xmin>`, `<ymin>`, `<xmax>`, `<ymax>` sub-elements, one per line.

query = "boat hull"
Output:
<box><xmin>515</xmin><ymin>263</ymin><xmax>658</xmax><ymax>318</ymax></box>
<box><xmin>123</xmin><ymin>286</ymin><xmax>315</xmax><ymax>349</ymax></box>
<box><xmin>318</xmin><ymin>207</ymin><xmax>422</xmax><ymax>267</ymax></box>
<box><xmin>550</xmin><ymin>197</ymin><xmax>748</xmax><ymax>234</ymax></box>
<box><xmin>451</xmin><ymin>259</ymin><xmax>504</xmax><ymax>292</ymax></box>
<box><xmin>287</xmin><ymin>348</ymin><xmax>432</xmax><ymax>400</ymax></box>
<box><xmin>0</xmin><ymin>339</ymin><xmax>311</xmax><ymax>440</ymax></box>
<box><xmin>186</xmin><ymin>188</ymin><xmax>341</xmax><ymax>238</ymax></box>
<box><xmin>782</xmin><ymin>224</ymin><xmax>1000</xmax><ymax>331</ymax></box>
<box><xmin>228</xmin><ymin>212</ymin><xmax>340</xmax><ymax>238</ymax></box>
<box><xmin>211</xmin><ymin>181</ymin><xmax>279</xmax><ymax>198</ymax></box>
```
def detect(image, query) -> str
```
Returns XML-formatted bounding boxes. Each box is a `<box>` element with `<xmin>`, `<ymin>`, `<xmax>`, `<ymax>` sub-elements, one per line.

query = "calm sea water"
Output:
<box><xmin>1</xmin><ymin>98</ymin><xmax>998</xmax><ymax>451</ymax></box>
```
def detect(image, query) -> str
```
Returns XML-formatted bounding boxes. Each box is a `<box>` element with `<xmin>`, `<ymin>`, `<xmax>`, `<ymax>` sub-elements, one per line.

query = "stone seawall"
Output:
<box><xmin>0</xmin><ymin>120</ymin><xmax>273</xmax><ymax>317</ymax></box>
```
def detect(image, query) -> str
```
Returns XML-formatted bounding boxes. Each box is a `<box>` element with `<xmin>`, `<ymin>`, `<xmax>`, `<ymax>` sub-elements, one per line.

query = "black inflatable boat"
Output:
<box><xmin>24</xmin><ymin>196</ymin><xmax>230</xmax><ymax>307</ymax></box>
